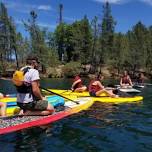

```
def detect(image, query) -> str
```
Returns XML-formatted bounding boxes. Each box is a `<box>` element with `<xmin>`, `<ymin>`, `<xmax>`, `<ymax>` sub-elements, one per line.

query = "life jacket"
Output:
<box><xmin>12</xmin><ymin>67</ymin><xmax>32</xmax><ymax>93</ymax></box>
<box><xmin>73</xmin><ymin>76</ymin><xmax>83</xmax><ymax>90</ymax></box>
<box><xmin>121</xmin><ymin>76</ymin><xmax>130</xmax><ymax>84</ymax></box>
<box><xmin>89</xmin><ymin>80</ymin><xmax>103</xmax><ymax>93</ymax></box>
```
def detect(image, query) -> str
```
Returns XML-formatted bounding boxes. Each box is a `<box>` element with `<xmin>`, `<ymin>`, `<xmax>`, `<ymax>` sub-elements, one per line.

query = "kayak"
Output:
<box><xmin>0</xmin><ymin>97</ymin><xmax>16</xmax><ymax>103</ymax></box>
<box><xmin>119</xmin><ymin>88</ymin><xmax>141</xmax><ymax>93</ymax></box>
<box><xmin>44</xmin><ymin>89</ymin><xmax>143</xmax><ymax>103</ymax></box>
<box><xmin>6</xmin><ymin>95</ymin><xmax>65</xmax><ymax>116</ymax></box>
<box><xmin>0</xmin><ymin>95</ymin><xmax>64</xmax><ymax>107</ymax></box>
<box><xmin>133</xmin><ymin>83</ymin><xmax>145</xmax><ymax>88</ymax></box>
<box><xmin>115</xmin><ymin>85</ymin><xmax>141</xmax><ymax>93</ymax></box>
<box><xmin>43</xmin><ymin>89</ymin><xmax>109</xmax><ymax>97</ymax></box>
<box><xmin>57</xmin><ymin>95</ymin><xmax>143</xmax><ymax>104</ymax></box>
<box><xmin>0</xmin><ymin>97</ymin><xmax>93</xmax><ymax>135</ymax></box>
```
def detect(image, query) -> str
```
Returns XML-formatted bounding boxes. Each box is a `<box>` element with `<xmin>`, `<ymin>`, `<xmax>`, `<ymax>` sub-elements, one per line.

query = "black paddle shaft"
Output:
<box><xmin>41</xmin><ymin>87</ymin><xmax>79</xmax><ymax>104</ymax></box>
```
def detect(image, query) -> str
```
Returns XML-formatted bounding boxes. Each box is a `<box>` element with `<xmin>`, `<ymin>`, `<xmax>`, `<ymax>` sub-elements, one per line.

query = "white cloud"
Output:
<box><xmin>93</xmin><ymin>0</ymin><xmax>152</xmax><ymax>5</ymax></box>
<box><xmin>38</xmin><ymin>22</ymin><xmax>56</xmax><ymax>29</ymax></box>
<box><xmin>92</xmin><ymin>0</ymin><xmax>126</xmax><ymax>4</ymax></box>
<box><xmin>14</xmin><ymin>19</ymin><xmax>56</xmax><ymax>29</ymax></box>
<box><xmin>37</xmin><ymin>5</ymin><xmax>52</xmax><ymax>11</ymax></box>
<box><xmin>15</xmin><ymin>20</ymin><xmax>23</xmax><ymax>25</ymax></box>
<box><xmin>5</xmin><ymin>2</ymin><xmax>52</xmax><ymax>13</ymax></box>
<box><xmin>140</xmin><ymin>0</ymin><xmax>152</xmax><ymax>5</ymax></box>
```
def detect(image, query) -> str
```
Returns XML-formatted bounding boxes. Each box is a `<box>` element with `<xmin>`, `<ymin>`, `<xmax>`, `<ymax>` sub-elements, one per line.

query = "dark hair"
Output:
<box><xmin>97</xmin><ymin>73</ymin><xmax>103</xmax><ymax>80</ymax></box>
<box><xmin>113</xmin><ymin>89</ymin><xmax>118</xmax><ymax>95</ymax></box>
<box><xmin>26</xmin><ymin>55</ymin><xmax>40</xmax><ymax>65</ymax></box>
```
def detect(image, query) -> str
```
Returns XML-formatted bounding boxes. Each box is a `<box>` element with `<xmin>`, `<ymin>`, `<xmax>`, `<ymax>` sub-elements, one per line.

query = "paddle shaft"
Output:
<box><xmin>41</xmin><ymin>87</ymin><xmax>79</xmax><ymax>104</ymax></box>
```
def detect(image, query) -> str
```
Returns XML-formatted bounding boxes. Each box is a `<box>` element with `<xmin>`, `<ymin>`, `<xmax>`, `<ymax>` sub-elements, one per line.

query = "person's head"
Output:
<box><xmin>123</xmin><ymin>70</ymin><xmax>128</xmax><ymax>76</ymax></box>
<box><xmin>139</xmin><ymin>72</ymin><xmax>144</xmax><ymax>78</ymax></box>
<box><xmin>26</xmin><ymin>55</ymin><xmax>40</xmax><ymax>69</ymax></box>
<box><xmin>96</xmin><ymin>73</ymin><xmax>104</xmax><ymax>80</ymax></box>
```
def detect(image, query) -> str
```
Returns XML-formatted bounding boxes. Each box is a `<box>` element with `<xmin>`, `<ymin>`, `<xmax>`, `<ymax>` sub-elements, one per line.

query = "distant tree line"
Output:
<box><xmin>0</xmin><ymin>2</ymin><xmax>152</xmax><ymax>75</ymax></box>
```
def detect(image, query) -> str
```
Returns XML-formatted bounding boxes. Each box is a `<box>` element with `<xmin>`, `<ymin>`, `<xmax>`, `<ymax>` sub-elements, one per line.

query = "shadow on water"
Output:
<box><xmin>0</xmin><ymin>79</ymin><xmax>152</xmax><ymax>152</ymax></box>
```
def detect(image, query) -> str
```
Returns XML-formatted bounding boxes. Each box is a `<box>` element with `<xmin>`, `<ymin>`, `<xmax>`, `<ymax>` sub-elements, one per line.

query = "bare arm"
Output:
<box><xmin>97</xmin><ymin>81</ymin><xmax>104</xmax><ymax>89</ymax></box>
<box><xmin>128</xmin><ymin>76</ymin><xmax>133</xmax><ymax>86</ymax></box>
<box><xmin>71</xmin><ymin>79</ymin><xmax>81</xmax><ymax>89</ymax></box>
<box><xmin>31</xmin><ymin>80</ymin><xmax>43</xmax><ymax>100</ymax></box>
<box><xmin>120</xmin><ymin>78</ymin><xmax>123</xmax><ymax>86</ymax></box>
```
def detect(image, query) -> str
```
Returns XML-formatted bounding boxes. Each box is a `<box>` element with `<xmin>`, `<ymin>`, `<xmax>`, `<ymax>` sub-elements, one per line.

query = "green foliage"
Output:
<box><xmin>54</xmin><ymin>23</ymin><xmax>67</xmax><ymax>61</ymax></box>
<box><xmin>62</xmin><ymin>62</ymin><xmax>81</xmax><ymax>78</ymax></box>
<box><xmin>99</xmin><ymin>1</ymin><xmax>116</xmax><ymax>64</ymax></box>
<box><xmin>1</xmin><ymin>2</ymin><xmax>152</xmax><ymax>77</ymax></box>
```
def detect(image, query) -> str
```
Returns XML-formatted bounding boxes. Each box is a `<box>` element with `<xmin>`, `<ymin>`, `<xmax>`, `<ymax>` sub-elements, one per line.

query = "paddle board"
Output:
<box><xmin>0</xmin><ymin>97</ymin><xmax>93</xmax><ymax>135</ymax></box>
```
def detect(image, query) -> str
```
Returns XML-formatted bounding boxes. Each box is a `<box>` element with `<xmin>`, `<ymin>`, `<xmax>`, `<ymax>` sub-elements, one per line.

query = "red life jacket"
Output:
<box><xmin>122</xmin><ymin>76</ymin><xmax>130</xmax><ymax>84</ymax></box>
<box><xmin>73</xmin><ymin>76</ymin><xmax>83</xmax><ymax>90</ymax></box>
<box><xmin>89</xmin><ymin>80</ymin><xmax>102</xmax><ymax>93</ymax></box>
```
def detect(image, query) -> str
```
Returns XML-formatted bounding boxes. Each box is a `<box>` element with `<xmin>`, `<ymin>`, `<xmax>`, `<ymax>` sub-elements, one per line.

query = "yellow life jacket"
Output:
<box><xmin>12</xmin><ymin>67</ymin><xmax>32</xmax><ymax>93</ymax></box>
<box><xmin>12</xmin><ymin>70</ymin><xmax>25</xmax><ymax>86</ymax></box>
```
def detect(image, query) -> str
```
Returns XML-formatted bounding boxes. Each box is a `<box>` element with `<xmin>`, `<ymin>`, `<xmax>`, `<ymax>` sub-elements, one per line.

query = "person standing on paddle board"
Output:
<box><xmin>120</xmin><ymin>70</ymin><xmax>133</xmax><ymax>88</ymax></box>
<box><xmin>88</xmin><ymin>73</ymin><xmax>117</xmax><ymax>97</ymax></box>
<box><xmin>71</xmin><ymin>74</ymin><xmax>87</xmax><ymax>92</ymax></box>
<box><xmin>15</xmin><ymin>56</ymin><xmax>54</xmax><ymax>116</ymax></box>
<box><xmin>0</xmin><ymin>93</ymin><xmax>6</xmax><ymax>116</ymax></box>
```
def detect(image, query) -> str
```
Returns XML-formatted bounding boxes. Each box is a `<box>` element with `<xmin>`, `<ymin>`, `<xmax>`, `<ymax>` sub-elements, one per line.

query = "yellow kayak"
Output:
<box><xmin>44</xmin><ymin>89</ymin><xmax>143</xmax><ymax>103</ymax></box>
<box><xmin>0</xmin><ymin>97</ymin><xmax>16</xmax><ymax>103</ymax></box>
<box><xmin>6</xmin><ymin>107</ymin><xmax>20</xmax><ymax>116</ymax></box>
<box><xmin>3</xmin><ymin>89</ymin><xmax>143</xmax><ymax>116</ymax></box>
<box><xmin>6</xmin><ymin>97</ymin><xmax>94</xmax><ymax>116</ymax></box>
<box><xmin>59</xmin><ymin>95</ymin><xmax>143</xmax><ymax>104</ymax></box>
<box><xmin>44</xmin><ymin>89</ymin><xmax>108</xmax><ymax>97</ymax></box>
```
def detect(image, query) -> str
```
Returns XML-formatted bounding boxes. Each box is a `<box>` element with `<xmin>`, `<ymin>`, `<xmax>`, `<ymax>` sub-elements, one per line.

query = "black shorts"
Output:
<box><xmin>17</xmin><ymin>100</ymin><xmax>48</xmax><ymax>111</ymax></box>
<box><xmin>89</xmin><ymin>91</ymin><xmax>96</xmax><ymax>97</ymax></box>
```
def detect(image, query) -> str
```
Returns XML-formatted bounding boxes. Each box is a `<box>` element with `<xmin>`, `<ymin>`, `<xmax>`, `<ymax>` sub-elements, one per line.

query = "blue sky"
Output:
<box><xmin>1</xmin><ymin>0</ymin><xmax>152</xmax><ymax>36</ymax></box>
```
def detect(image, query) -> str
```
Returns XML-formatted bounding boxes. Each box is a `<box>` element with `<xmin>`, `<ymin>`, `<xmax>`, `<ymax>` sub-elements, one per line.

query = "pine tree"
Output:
<box><xmin>99</xmin><ymin>2</ymin><xmax>116</xmax><ymax>64</ymax></box>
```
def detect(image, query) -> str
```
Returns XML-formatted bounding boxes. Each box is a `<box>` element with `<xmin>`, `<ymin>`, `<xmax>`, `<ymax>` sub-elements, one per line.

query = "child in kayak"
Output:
<box><xmin>88</xmin><ymin>74</ymin><xmax>117</xmax><ymax>97</ymax></box>
<box><xmin>120</xmin><ymin>70</ymin><xmax>133</xmax><ymax>88</ymax></box>
<box><xmin>0</xmin><ymin>93</ymin><xmax>6</xmax><ymax>117</ymax></box>
<box><xmin>71</xmin><ymin>74</ymin><xmax>87</xmax><ymax>92</ymax></box>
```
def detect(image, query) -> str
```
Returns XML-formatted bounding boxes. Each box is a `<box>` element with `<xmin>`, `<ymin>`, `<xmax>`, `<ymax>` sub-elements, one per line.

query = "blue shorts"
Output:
<box><xmin>89</xmin><ymin>91</ymin><xmax>96</xmax><ymax>97</ymax></box>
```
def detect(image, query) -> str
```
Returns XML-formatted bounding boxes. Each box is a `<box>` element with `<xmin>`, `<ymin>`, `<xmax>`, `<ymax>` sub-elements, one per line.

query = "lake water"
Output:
<box><xmin>0</xmin><ymin>78</ymin><xmax>152</xmax><ymax>152</ymax></box>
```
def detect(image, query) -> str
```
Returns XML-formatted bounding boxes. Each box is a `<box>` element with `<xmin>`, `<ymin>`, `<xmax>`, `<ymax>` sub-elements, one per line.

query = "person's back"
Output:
<box><xmin>71</xmin><ymin>75</ymin><xmax>87</xmax><ymax>92</ymax></box>
<box><xmin>16</xmin><ymin>56</ymin><xmax>54</xmax><ymax>116</ymax></box>
<box><xmin>137</xmin><ymin>73</ymin><xmax>144</xmax><ymax>84</ymax></box>
<box><xmin>88</xmin><ymin>74</ymin><xmax>117</xmax><ymax>97</ymax></box>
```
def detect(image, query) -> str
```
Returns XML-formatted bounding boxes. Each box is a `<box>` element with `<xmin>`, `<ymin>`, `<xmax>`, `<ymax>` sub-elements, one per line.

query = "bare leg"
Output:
<box><xmin>96</xmin><ymin>89</ymin><xmax>117</xmax><ymax>97</ymax></box>
<box><xmin>24</xmin><ymin>103</ymin><xmax>55</xmax><ymax>116</ymax></box>
<box><xmin>0</xmin><ymin>102</ymin><xmax>6</xmax><ymax>117</ymax></box>
<box><xmin>74</xmin><ymin>86</ymin><xmax>87</xmax><ymax>92</ymax></box>
<box><xmin>0</xmin><ymin>93</ymin><xmax>4</xmax><ymax>99</ymax></box>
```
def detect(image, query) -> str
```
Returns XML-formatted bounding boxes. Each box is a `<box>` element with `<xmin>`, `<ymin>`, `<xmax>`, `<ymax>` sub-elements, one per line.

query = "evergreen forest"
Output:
<box><xmin>0</xmin><ymin>2</ymin><xmax>152</xmax><ymax>77</ymax></box>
